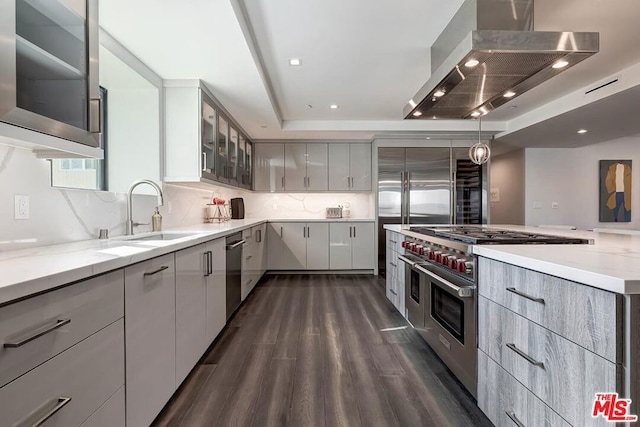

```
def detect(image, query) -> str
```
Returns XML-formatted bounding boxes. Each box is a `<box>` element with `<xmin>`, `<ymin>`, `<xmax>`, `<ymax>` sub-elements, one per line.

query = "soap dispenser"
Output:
<box><xmin>152</xmin><ymin>207</ymin><xmax>162</xmax><ymax>231</ymax></box>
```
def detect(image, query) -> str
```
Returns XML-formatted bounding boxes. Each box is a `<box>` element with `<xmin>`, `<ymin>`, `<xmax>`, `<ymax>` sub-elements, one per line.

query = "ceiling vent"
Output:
<box><xmin>404</xmin><ymin>0</ymin><xmax>599</xmax><ymax>120</ymax></box>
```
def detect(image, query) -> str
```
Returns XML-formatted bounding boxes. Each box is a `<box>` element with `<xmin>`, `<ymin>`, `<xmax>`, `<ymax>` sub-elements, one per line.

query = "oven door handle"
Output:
<box><xmin>415</xmin><ymin>264</ymin><xmax>475</xmax><ymax>298</ymax></box>
<box><xmin>398</xmin><ymin>255</ymin><xmax>417</xmax><ymax>267</ymax></box>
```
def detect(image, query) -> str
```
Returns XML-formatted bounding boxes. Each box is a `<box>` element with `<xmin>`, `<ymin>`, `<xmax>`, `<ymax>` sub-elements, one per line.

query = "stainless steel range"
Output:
<box><xmin>398</xmin><ymin>226</ymin><xmax>588</xmax><ymax>398</ymax></box>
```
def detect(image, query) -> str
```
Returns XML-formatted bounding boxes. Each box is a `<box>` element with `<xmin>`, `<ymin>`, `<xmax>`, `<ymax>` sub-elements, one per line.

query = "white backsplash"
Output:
<box><xmin>0</xmin><ymin>145</ymin><xmax>374</xmax><ymax>252</ymax></box>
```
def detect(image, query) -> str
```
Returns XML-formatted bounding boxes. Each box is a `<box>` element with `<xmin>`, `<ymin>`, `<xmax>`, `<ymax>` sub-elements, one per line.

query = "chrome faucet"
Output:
<box><xmin>126</xmin><ymin>179</ymin><xmax>164</xmax><ymax>235</ymax></box>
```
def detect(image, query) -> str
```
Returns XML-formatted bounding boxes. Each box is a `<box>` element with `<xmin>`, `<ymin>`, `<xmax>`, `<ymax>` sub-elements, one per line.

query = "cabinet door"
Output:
<box><xmin>216</xmin><ymin>115</ymin><xmax>229</xmax><ymax>183</ymax></box>
<box><xmin>175</xmin><ymin>244</ymin><xmax>207</xmax><ymax>386</ymax></box>
<box><xmin>352</xmin><ymin>222</ymin><xmax>375</xmax><ymax>269</ymax></box>
<box><xmin>267</xmin><ymin>222</ymin><xmax>307</xmax><ymax>270</ymax></box>
<box><xmin>306</xmin><ymin>222</ymin><xmax>329</xmax><ymax>270</ymax></box>
<box><xmin>2</xmin><ymin>0</ymin><xmax>101</xmax><ymax>147</ymax></box>
<box><xmin>246</xmin><ymin>140</ymin><xmax>254</xmax><ymax>189</ymax></box>
<box><xmin>350</xmin><ymin>144</ymin><xmax>372</xmax><ymax>191</ymax></box>
<box><xmin>201</xmin><ymin>97</ymin><xmax>217</xmax><ymax>179</ymax></box>
<box><xmin>284</xmin><ymin>144</ymin><xmax>307</xmax><ymax>191</ymax></box>
<box><xmin>228</xmin><ymin>126</ymin><xmax>239</xmax><ymax>186</ymax></box>
<box><xmin>328</xmin><ymin>144</ymin><xmax>350</xmax><ymax>191</ymax></box>
<box><xmin>206</xmin><ymin>239</ymin><xmax>226</xmax><ymax>344</ymax></box>
<box><xmin>306</xmin><ymin>144</ymin><xmax>328</xmax><ymax>190</ymax></box>
<box><xmin>124</xmin><ymin>254</ymin><xmax>175</xmax><ymax>427</ymax></box>
<box><xmin>255</xmin><ymin>223</ymin><xmax>267</xmax><ymax>276</ymax></box>
<box><xmin>254</xmin><ymin>143</ymin><xmax>285</xmax><ymax>191</ymax></box>
<box><xmin>329</xmin><ymin>222</ymin><xmax>352</xmax><ymax>270</ymax></box>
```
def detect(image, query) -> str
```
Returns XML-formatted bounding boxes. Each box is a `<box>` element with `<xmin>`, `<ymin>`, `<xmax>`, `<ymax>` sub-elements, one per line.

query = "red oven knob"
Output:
<box><xmin>441</xmin><ymin>255</ymin><xmax>449</xmax><ymax>265</ymax></box>
<box><xmin>449</xmin><ymin>258</ymin><xmax>458</xmax><ymax>269</ymax></box>
<box><xmin>435</xmin><ymin>253</ymin><xmax>443</xmax><ymax>263</ymax></box>
<box><xmin>402</xmin><ymin>241</ymin><xmax>407</xmax><ymax>248</ymax></box>
<box><xmin>416</xmin><ymin>246</ymin><xmax>425</xmax><ymax>255</ymax></box>
<box><xmin>428</xmin><ymin>251</ymin><xmax>436</xmax><ymax>260</ymax></box>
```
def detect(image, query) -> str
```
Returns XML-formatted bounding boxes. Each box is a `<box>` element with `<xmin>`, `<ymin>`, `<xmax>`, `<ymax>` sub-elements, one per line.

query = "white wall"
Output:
<box><xmin>490</xmin><ymin>149</ymin><xmax>525</xmax><ymax>225</ymax></box>
<box><xmin>525</xmin><ymin>135</ymin><xmax>640</xmax><ymax>230</ymax></box>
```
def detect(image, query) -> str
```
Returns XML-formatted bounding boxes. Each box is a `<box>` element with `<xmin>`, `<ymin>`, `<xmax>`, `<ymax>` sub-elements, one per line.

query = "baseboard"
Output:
<box><xmin>265</xmin><ymin>270</ymin><xmax>375</xmax><ymax>275</ymax></box>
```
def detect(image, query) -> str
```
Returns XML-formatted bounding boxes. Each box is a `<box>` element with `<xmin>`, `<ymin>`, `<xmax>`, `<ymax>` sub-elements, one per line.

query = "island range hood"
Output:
<box><xmin>404</xmin><ymin>0</ymin><xmax>599</xmax><ymax>120</ymax></box>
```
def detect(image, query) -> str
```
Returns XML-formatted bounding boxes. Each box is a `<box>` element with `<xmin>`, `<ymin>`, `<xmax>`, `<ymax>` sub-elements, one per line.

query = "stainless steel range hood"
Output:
<box><xmin>404</xmin><ymin>0</ymin><xmax>599</xmax><ymax>120</ymax></box>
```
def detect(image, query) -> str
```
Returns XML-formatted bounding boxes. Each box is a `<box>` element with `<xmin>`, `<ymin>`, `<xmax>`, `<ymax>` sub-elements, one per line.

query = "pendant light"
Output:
<box><xmin>469</xmin><ymin>116</ymin><xmax>491</xmax><ymax>165</ymax></box>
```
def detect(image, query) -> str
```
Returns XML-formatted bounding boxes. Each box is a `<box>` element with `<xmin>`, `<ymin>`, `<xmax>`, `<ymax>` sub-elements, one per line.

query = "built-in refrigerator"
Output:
<box><xmin>377</xmin><ymin>147</ymin><xmax>487</xmax><ymax>273</ymax></box>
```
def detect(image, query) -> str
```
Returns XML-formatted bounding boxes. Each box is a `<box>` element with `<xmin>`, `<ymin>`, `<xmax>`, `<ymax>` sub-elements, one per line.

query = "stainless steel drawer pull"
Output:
<box><xmin>390</xmin><ymin>240</ymin><xmax>397</xmax><ymax>244</ymax></box>
<box><xmin>390</xmin><ymin>262</ymin><xmax>397</xmax><ymax>267</ymax></box>
<box><xmin>227</xmin><ymin>240</ymin><xmax>246</xmax><ymax>250</ymax></box>
<box><xmin>505</xmin><ymin>410</ymin><xmax>525</xmax><ymax>427</ymax></box>
<box><xmin>506</xmin><ymin>287</ymin><xmax>545</xmax><ymax>304</ymax></box>
<box><xmin>17</xmin><ymin>396</ymin><xmax>72</xmax><ymax>427</ymax></box>
<box><xmin>246</xmin><ymin>255</ymin><xmax>253</xmax><ymax>260</ymax></box>
<box><xmin>390</xmin><ymin>289</ymin><xmax>397</xmax><ymax>296</ymax></box>
<box><xmin>4</xmin><ymin>318</ymin><xmax>71</xmax><ymax>348</ymax></box>
<box><xmin>506</xmin><ymin>343</ymin><xmax>545</xmax><ymax>368</ymax></box>
<box><xmin>144</xmin><ymin>266</ymin><xmax>169</xmax><ymax>276</ymax></box>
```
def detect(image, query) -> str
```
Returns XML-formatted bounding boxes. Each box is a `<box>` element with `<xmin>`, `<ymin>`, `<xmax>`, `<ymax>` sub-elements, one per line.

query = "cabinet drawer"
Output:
<box><xmin>0</xmin><ymin>270</ymin><xmax>124</xmax><ymax>387</ymax></box>
<box><xmin>478</xmin><ymin>257</ymin><xmax>621</xmax><ymax>363</ymax></box>
<box><xmin>478</xmin><ymin>350</ymin><xmax>571</xmax><ymax>427</ymax></box>
<box><xmin>80</xmin><ymin>386</ymin><xmax>125</xmax><ymax>427</ymax></box>
<box><xmin>0</xmin><ymin>319</ymin><xmax>125</xmax><ymax>427</ymax></box>
<box><xmin>479</xmin><ymin>297</ymin><xmax>619</xmax><ymax>426</ymax></box>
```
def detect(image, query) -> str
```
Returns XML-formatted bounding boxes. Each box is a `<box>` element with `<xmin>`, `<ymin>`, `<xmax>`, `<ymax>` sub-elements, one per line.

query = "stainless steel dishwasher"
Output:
<box><xmin>225</xmin><ymin>232</ymin><xmax>245</xmax><ymax>319</ymax></box>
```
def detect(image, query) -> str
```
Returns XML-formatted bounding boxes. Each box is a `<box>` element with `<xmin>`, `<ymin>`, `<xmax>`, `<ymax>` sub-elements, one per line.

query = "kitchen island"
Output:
<box><xmin>385</xmin><ymin>224</ymin><xmax>640</xmax><ymax>427</ymax></box>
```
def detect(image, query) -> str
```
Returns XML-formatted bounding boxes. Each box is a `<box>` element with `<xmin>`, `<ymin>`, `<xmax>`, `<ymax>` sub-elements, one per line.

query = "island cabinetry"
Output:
<box><xmin>478</xmin><ymin>256</ymin><xmax>624</xmax><ymax>427</ymax></box>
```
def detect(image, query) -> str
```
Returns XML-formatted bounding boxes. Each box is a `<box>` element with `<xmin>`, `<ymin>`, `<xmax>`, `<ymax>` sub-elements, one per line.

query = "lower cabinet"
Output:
<box><xmin>0</xmin><ymin>319</ymin><xmax>125</xmax><ymax>427</ymax></box>
<box><xmin>329</xmin><ymin>222</ymin><xmax>375</xmax><ymax>270</ymax></box>
<box><xmin>206</xmin><ymin>238</ymin><xmax>227</xmax><ymax>344</ymax></box>
<box><xmin>124</xmin><ymin>253</ymin><xmax>176</xmax><ymax>427</ymax></box>
<box><xmin>175</xmin><ymin>244</ymin><xmax>208</xmax><ymax>386</ymax></box>
<box><xmin>385</xmin><ymin>230</ymin><xmax>405</xmax><ymax>317</ymax></box>
<box><xmin>267</xmin><ymin>222</ymin><xmax>329</xmax><ymax>270</ymax></box>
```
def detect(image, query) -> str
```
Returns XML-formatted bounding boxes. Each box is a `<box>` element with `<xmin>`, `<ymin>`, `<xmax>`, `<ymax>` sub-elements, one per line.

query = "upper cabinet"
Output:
<box><xmin>328</xmin><ymin>143</ymin><xmax>372</xmax><ymax>191</ymax></box>
<box><xmin>284</xmin><ymin>143</ymin><xmax>328</xmax><ymax>191</ymax></box>
<box><xmin>254</xmin><ymin>143</ymin><xmax>285</xmax><ymax>192</ymax></box>
<box><xmin>255</xmin><ymin>142</ymin><xmax>371</xmax><ymax>192</ymax></box>
<box><xmin>164</xmin><ymin>80</ymin><xmax>252</xmax><ymax>190</ymax></box>
<box><xmin>0</xmin><ymin>0</ymin><xmax>102</xmax><ymax>156</ymax></box>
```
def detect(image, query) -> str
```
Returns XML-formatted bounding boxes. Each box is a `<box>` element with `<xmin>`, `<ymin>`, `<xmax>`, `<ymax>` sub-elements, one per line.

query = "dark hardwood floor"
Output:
<box><xmin>153</xmin><ymin>274</ymin><xmax>492</xmax><ymax>427</ymax></box>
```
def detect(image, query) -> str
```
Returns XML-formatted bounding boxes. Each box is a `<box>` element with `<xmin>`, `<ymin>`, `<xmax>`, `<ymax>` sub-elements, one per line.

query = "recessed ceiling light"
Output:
<box><xmin>413</xmin><ymin>111</ymin><xmax>422</xmax><ymax>117</ymax></box>
<box><xmin>552</xmin><ymin>60</ymin><xmax>569</xmax><ymax>69</ymax></box>
<box><xmin>577</xmin><ymin>129</ymin><xmax>588</xmax><ymax>134</ymax></box>
<box><xmin>503</xmin><ymin>90</ymin><xmax>516</xmax><ymax>98</ymax></box>
<box><xmin>431</xmin><ymin>97</ymin><xmax>437</xmax><ymax>102</ymax></box>
<box><xmin>330</xmin><ymin>104</ymin><xmax>339</xmax><ymax>109</ymax></box>
<box><xmin>289</xmin><ymin>58</ymin><xmax>302</xmax><ymax>66</ymax></box>
<box><xmin>433</xmin><ymin>90</ymin><xmax>445</xmax><ymax>97</ymax></box>
<box><xmin>470</xmin><ymin>111</ymin><xmax>481</xmax><ymax>117</ymax></box>
<box><xmin>465</xmin><ymin>59</ymin><xmax>479</xmax><ymax>68</ymax></box>
<box><xmin>425</xmin><ymin>137</ymin><xmax>431</xmax><ymax>140</ymax></box>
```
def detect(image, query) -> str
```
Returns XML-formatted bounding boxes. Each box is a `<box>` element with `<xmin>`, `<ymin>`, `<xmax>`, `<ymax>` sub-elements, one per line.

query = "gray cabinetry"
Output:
<box><xmin>254</xmin><ymin>143</ymin><xmax>285</xmax><ymax>191</ymax></box>
<box><xmin>478</xmin><ymin>257</ymin><xmax>624</xmax><ymax>427</ymax></box>
<box><xmin>328</xmin><ymin>143</ymin><xmax>372</xmax><ymax>191</ymax></box>
<box><xmin>284</xmin><ymin>143</ymin><xmax>328</xmax><ymax>191</ymax></box>
<box><xmin>0</xmin><ymin>0</ymin><xmax>101</xmax><ymax>148</ymax></box>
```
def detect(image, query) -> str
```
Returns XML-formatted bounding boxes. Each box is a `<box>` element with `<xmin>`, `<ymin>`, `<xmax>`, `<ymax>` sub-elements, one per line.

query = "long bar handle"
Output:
<box><xmin>397</xmin><ymin>255</ymin><xmax>416</xmax><ymax>267</ymax></box>
<box><xmin>390</xmin><ymin>289</ymin><xmax>397</xmax><ymax>296</ymax></box>
<box><xmin>281</xmin><ymin>176</ymin><xmax>285</xmax><ymax>189</ymax></box>
<box><xmin>349</xmin><ymin>226</ymin><xmax>352</xmax><ymax>238</ymax></box>
<box><xmin>144</xmin><ymin>266</ymin><xmax>169</xmax><ymax>276</ymax></box>
<box><xmin>256</xmin><ymin>229</ymin><xmax>262</xmax><ymax>242</ymax></box>
<box><xmin>415</xmin><ymin>264</ymin><xmax>475</xmax><ymax>298</ymax></box>
<box><xmin>303</xmin><ymin>226</ymin><xmax>306</xmax><ymax>238</ymax></box>
<box><xmin>17</xmin><ymin>396</ymin><xmax>72</xmax><ymax>427</ymax></box>
<box><xmin>506</xmin><ymin>287</ymin><xmax>545</xmax><ymax>304</ymax></box>
<box><xmin>4</xmin><ymin>319</ymin><xmax>71</xmax><ymax>348</ymax></box>
<box><xmin>204</xmin><ymin>251</ymin><xmax>212</xmax><ymax>276</ymax></box>
<box><xmin>226</xmin><ymin>240</ymin><xmax>246</xmax><ymax>250</ymax></box>
<box><xmin>202</xmin><ymin>152</ymin><xmax>207</xmax><ymax>171</ymax></box>
<box><xmin>306</xmin><ymin>226</ymin><xmax>310</xmax><ymax>238</ymax></box>
<box><xmin>280</xmin><ymin>226</ymin><xmax>283</xmax><ymax>238</ymax></box>
<box><xmin>353</xmin><ymin>226</ymin><xmax>356</xmax><ymax>238</ymax></box>
<box><xmin>506</xmin><ymin>343</ymin><xmax>545</xmax><ymax>368</ymax></box>
<box><xmin>89</xmin><ymin>98</ymin><xmax>102</xmax><ymax>134</ymax></box>
<box><xmin>505</xmin><ymin>410</ymin><xmax>525</xmax><ymax>427</ymax></box>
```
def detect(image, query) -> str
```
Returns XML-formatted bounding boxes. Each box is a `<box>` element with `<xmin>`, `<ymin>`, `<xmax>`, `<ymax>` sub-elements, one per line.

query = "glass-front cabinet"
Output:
<box><xmin>244</xmin><ymin>138</ymin><xmax>253</xmax><ymax>189</ymax></box>
<box><xmin>201</xmin><ymin>95</ymin><xmax>216</xmax><ymax>179</ymax></box>
<box><xmin>0</xmin><ymin>0</ymin><xmax>101</xmax><ymax>147</ymax></box>
<box><xmin>228</xmin><ymin>125</ymin><xmax>238</xmax><ymax>186</ymax></box>
<box><xmin>238</xmin><ymin>133</ymin><xmax>246</xmax><ymax>187</ymax></box>
<box><xmin>216</xmin><ymin>115</ymin><xmax>229</xmax><ymax>183</ymax></box>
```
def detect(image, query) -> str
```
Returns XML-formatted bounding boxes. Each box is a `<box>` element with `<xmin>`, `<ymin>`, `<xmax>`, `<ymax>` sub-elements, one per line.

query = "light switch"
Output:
<box><xmin>14</xmin><ymin>194</ymin><xmax>29</xmax><ymax>220</ymax></box>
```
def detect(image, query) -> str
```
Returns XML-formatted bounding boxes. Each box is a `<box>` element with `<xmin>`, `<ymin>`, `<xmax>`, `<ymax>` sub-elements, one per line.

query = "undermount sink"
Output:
<box><xmin>122</xmin><ymin>232</ymin><xmax>201</xmax><ymax>241</ymax></box>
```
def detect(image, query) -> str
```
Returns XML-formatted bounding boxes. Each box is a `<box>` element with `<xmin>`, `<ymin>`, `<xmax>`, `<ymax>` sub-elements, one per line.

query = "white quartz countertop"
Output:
<box><xmin>0</xmin><ymin>217</ymin><xmax>378</xmax><ymax>305</ymax></box>
<box><xmin>384</xmin><ymin>224</ymin><xmax>640</xmax><ymax>294</ymax></box>
<box><xmin>0</xmin><ymin>219</ymin><xmax>268</xmax><ymax>306</ymax></box>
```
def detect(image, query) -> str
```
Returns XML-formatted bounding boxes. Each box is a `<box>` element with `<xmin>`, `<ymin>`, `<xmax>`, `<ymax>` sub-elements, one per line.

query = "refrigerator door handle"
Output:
<box><xmin>405</xmin><ymin>171</ymin><xmax>411</xmax><ymax>225</ymax></box>
<box><xmin>400</xmin><ymin>171</ymin><xmax>406</xmax><ymax>225</ymax></box>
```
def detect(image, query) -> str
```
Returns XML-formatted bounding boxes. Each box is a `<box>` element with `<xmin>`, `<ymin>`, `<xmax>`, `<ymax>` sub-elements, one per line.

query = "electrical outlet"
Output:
<box><xmin>532</xmin><ymin>201</ymin><xmax>542</xmax><ymax>209</ymax></box>
<box><xmin>551</xmin><ymin>201</ymin><xmax>559</xmax><ymax>209</ymax></box>
<box><xmin>14</xmin><ymin>194</ymin><xmax>29</xmax><ymax>220</ymax></box>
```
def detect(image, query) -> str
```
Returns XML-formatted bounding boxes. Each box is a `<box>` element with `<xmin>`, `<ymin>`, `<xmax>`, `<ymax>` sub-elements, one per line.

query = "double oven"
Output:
<box><xmin>399</xmin><ymin>250</ymin><xmax>477</xmax><ymax>397</ymax></box>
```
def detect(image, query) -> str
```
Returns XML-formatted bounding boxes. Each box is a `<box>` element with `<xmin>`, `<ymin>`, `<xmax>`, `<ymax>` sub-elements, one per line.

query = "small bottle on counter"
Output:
<box><xmin>152</xmin><ymin>207</ymin><xmax>163</xmax><ymax>231</ymax></box>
